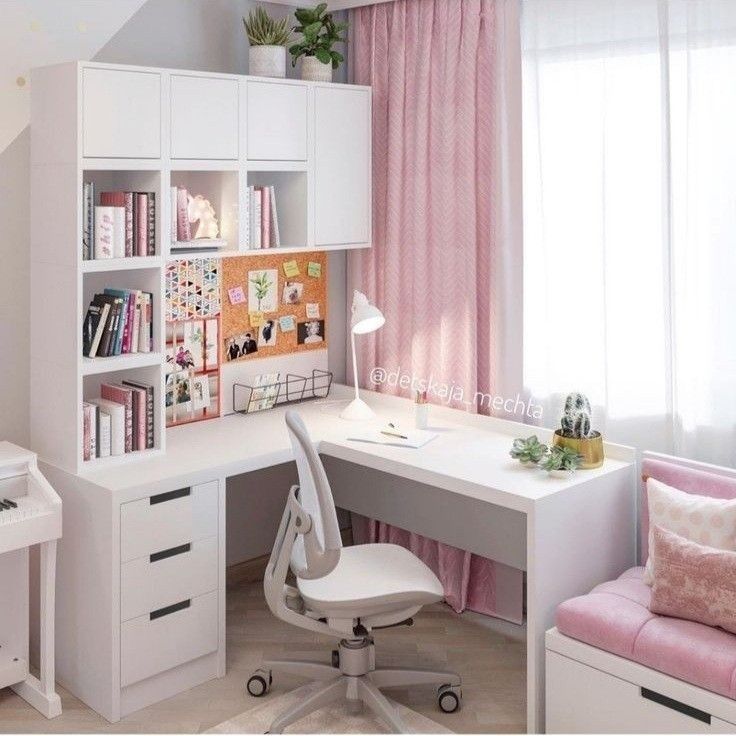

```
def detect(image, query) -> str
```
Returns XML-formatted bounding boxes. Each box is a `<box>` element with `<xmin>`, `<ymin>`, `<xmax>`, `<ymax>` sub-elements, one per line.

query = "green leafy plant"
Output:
<box><xmin>249</xmin><ymin>271</ymin><xmax>273</xmax><ymax>311</ymax></box>
<box><xmin>539</xmin><ymin>445</ymin><xmax>584</xmax><ymax>473</ymax></box>
<box><xmin>289</xmin><ymin>4</ymin><xmax>347</xmax><ymax>69</ymax></box>
<box><xmin>510</xmin><ymin>435</ymin><xmax>548</xmax><ymax>464</ymax></box>
<box><xmin>243</xmin><ymin>8</ymin><xmax>291</xmax><ymax>46</ymax></box>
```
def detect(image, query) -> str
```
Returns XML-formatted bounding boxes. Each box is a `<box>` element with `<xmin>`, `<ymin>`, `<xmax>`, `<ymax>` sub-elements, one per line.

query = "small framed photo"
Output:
<box><xmin>297</xmin><ymin>319</ymin><xmax>325</xmax><ymax>345</ymax></box>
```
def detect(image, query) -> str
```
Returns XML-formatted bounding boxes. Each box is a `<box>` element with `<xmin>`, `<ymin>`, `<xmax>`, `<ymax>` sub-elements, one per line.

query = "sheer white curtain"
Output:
<box><xmin>522</xmin><ymin>0</ymin><xmax>736</xmax><ymax>466</ymax></box>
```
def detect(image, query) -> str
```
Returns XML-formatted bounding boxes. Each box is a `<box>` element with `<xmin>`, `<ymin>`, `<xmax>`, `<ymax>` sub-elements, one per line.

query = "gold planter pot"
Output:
<box><xmin>552</xmin><ymin>430</ymin><xmax>604</xmax><ymax>469</ymax></box>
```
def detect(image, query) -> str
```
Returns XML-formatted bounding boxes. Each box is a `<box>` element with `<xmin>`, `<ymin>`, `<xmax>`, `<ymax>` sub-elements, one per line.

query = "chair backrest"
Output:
<box><xmin>285</xmin><ymin>410</ymin><xmax>342</xmax><ymax>576</ymax></box>
<box><xmin>640</xmin><ymin>451</ymin><xmax>736</xmax><ymax>562</ymax></box>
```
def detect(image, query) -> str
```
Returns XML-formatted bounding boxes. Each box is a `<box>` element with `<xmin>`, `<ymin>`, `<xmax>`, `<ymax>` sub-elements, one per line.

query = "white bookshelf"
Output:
<box><xmin>30</xmin><ymin>61</ymin><xmax>371</xmax><ymax>475</ymax></box>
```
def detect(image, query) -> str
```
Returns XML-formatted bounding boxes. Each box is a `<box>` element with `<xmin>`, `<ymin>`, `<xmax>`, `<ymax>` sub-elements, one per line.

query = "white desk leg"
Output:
<box><xmin>526</xmin><ymin>468</ymin><xmax>636</xmax><ymax>734</ymax></box>
<box><xmin>12</xmin><ymin>540</ymin><xmax>62</xmax><ymax>718</ymax></box>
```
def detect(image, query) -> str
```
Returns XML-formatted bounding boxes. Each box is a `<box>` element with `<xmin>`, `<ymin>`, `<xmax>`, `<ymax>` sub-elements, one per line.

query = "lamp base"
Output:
<box><xmin>340</xmin><ymin>397</ymin><xmax>375</xmax><ymax>421</ymax></box>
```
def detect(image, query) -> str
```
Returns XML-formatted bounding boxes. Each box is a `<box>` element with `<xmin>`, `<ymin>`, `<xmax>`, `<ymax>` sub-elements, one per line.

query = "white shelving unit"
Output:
<box><xmin>30</xmin><ymin>61</ymin><xmax>372</xmax><ymax>475</ymax></box>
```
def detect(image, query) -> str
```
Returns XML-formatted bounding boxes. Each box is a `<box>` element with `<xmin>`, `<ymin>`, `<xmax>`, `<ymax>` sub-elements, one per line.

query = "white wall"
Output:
<box><xmin>0</xmin><ymin>0</ymin><xmax>348</xmax><ymax>449</ymax></box>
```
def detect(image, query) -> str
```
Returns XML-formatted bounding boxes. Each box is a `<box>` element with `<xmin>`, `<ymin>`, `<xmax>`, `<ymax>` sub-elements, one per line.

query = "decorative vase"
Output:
<box><xmin>301</xmin><ymin>55</ymin><xmax>332</xmax><ymax>82</ymax></box>
<box><xmin>552</xmin><ymin>430</ymin><xmax>605</xmax><ymax>469</ymax></box>
<box><xmin>249</xmin><ymin>45</ymin><xmax>286</xmax><ymax>78</ymax></box>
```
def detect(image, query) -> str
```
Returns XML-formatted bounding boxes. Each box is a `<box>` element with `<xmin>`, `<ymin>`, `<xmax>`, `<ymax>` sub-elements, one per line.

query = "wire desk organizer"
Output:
<box><xmin>232</xmin><ymin>369</ymin><xmax>333</xmax><ymax>415</ymax></box>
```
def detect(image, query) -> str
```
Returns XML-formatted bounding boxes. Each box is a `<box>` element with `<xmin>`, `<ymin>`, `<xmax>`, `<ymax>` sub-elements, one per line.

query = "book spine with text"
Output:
<box><xmin>136</xmin><ymin>193</ymin><xmax>148</xmax><ymax>256</ymax></box>
<box><xmin>98</xmin><ymin>411</ymin><xmax>111</xmax><ymax>458</ymax></box>
<box><xmin>177</xmin><ymin>187</ymin><xmax>191</xmax><ymax>241</ymax></box>
<box><xmin>101</xmin><ymin>384</ymin><xmax>133</xmax><ymax>453</ymax></box>
<box><xmin>94</xmin><ymin>207</ymin><xmax>114</xmax><ymax>259</ymax></box>
<box><xmin>261</xmin><ymin>186</ymin><xmax>271</xmax><ymax>248</ymax></box>
<box><xmin>147</xmin><ymin>192</ymin><xmax>156</xmax><ymax>255</ymax></box>
<box><xmin>269</xmin><ymin>185</ymin><xmax>280</xmax><ymax>247</ymax></box>
<box><xmin>124</xmin><ymin>192</ymin><xmax>134</xmax><ymax>257</ymax></box>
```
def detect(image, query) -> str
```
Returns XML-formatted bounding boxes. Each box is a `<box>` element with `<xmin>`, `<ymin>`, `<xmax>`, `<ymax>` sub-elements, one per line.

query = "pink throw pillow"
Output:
<box><xmin>650</xmin><ymin>525</ymin><xmax>736</xmax><ymax>634</ymax></box>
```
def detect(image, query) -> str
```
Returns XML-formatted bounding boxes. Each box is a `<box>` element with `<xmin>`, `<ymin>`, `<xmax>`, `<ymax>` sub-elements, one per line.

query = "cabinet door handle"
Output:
<box><xmin>640</xmin><ymin>688</ymin><xmax>710</xmax><ymax>724</ymax></box>
<box><xmin>150</xmin><ymin>487</ymin><xmax>190</xmax><ymax>505</ymax></box>
<box><xmin>150</xmin><ymin>543</ymin><xmax>191</xmax><ymax>563</ymax></box>
<box><xmin>150</xmin><ymin>599</ymin><xmax>191</xmax><ymax>621</ymax></box>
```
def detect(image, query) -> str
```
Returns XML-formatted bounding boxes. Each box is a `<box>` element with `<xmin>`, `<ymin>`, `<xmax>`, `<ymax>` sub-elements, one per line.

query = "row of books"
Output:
<box><xmin>82</xmin><ymin>183</ymin><xmax>156</xmax><ymax>260</ymax></box>
<box><xmin>82</xmin><ymin>381</ymin><xmax>155</xmax><ymax>461</ymax></box>
<box><xmin>83</xmin><ymin>289</ymin><xmax>153</xmax><ymax>358</ymax></box>
<box><xmin>244</xmin><ymin>185</ymin><xmax>280</xmax><ymax>249</ymax></box>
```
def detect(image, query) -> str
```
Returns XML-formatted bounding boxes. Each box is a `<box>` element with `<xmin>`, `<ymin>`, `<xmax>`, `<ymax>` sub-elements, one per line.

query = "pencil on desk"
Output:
<box><xmin>381</xmin><ymin>429</ymin><xmax>409</xmax><ymax>440</ymax></box>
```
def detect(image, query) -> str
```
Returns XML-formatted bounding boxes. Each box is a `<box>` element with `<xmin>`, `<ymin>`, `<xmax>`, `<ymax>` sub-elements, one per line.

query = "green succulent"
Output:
<box><xmin>510</xmin><ymin>435</ymin><xmax>548</xmax><ymax>464</ymax></box>
<box><xmin>289</xmin><ymin>4</ymin><xmax>347</xmax><ymax>69</ymax></box>
<box><xmin>539</xmin><ymin>445</ymin><xmax>584</xmax><ymax>473</ymax></box>
<box><xmin>244</xmin><ymin>8</ymin><xmax>291</xmax><ymax>46</ymax></box>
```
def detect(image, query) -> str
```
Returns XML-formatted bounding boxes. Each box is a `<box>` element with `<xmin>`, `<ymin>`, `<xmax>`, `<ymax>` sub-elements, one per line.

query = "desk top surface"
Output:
<box><xmin>79</xmin><ymin>385</ymin><xmax>634</xmax><ymax>511</ymax></box>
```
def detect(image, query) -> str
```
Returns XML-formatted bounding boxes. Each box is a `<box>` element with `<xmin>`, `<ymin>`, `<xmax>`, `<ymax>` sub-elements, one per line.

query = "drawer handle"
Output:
<box><xmin>640</xmin><ymin>688</ymin><xmax>711</xmax><ymax>724</ymax></box>
<box><xmin>150</xmin><ymin>543</ymin><xmax>191</xmax><ymax>563</ymax></box>
<box><xmin>150</xmin><ymin>599</ymin><xmax>191</xmax><ymax>621</ymax></box>
<box><xmin>150</xmin><ymin>487</ymin><xmax>190</xmax><ymax>505</ymax></box>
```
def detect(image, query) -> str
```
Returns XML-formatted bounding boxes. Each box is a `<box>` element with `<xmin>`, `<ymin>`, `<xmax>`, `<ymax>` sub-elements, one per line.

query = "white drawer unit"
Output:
<box><xmin>120</xmin><ymin>481</ymin><xmax>218</xmax><ymax>563</ymax></box>
<box><xmin>120</xmin><ymin>590</ymin><xmax>219</xmax><ymax>688</ymax></box>
<box><xmin>120</xmin><ymin>535</ymin><xmax>218</xmax><ymax>622</ymax></box>
<box><xmin>170</xmin><ymin>74</ymin><xmax>239</xmax><ymax>159</ymax></box>
<box><xmin>83</xmin><ymin>68</ymin><xmax>161</xmax><ymax>158</ymax></box>
<box><xmin>247</xmin><ymin>80</ymin><xmax>308</xmax><ymax>161</ymax></box>
<box><xmin>546</xmin><ymin>629</ymin><xmax>736</xmax><ymax>733</ymax></box>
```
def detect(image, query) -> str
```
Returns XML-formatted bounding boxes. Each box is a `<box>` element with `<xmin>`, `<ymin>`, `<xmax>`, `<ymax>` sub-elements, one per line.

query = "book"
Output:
<box><xmin>252</xmin><ymin>188</ymin><xmax>262</xmax><ymax>249</ymax></box>
<box><xmin>100</xmin><ymin>193</ymin><xmax>126</xmax><ymax>258</ymax></box>
<box><xmin>103</xmin><ymin>289</ymin><xmax>128</xmax><ymax>355</ymax></box>
<box><xmin>98</xmin><ymin>411</ymin><xmax>111</xmax><ymax>458</ymax></box>
<box><xmin>99</xmin><ymin>295</ymin><xmax>122</xmax><ymax>357</ymax></box>
<box><xmin>82</xmin><ymin>302</ymin><xmax>105</xmax><ymax>358</ymax></box>
<box><xmin>261</xmin><ymin>186</ymin><xmax>271</xmax><ymax>248</ymax></box>
<box><xmin>94</xmin><ymin>206</ymin><xmax>114</xmax><ymax>259</ymax></box>
<box><xmin>88</xmin><ymin>398</ymin><xmax>125</xmax><ymax>456</ymax></box>
<box><xmin>176</xmin><ymin>187</ymin><xmax>191</xmax><ymax>241</ymax></box>
<box><xmin>122</xmin><ymin>380</ymin><xmax>154</xmax><ymax>449</ymax></box>
<box><xmin>82</xmin><ymin>402</ymin><xmax>93</xmax><ymax>461</ymax></box>
<box><xmin>136</xmin><ymin>193</ymin><xmax>148</xmax><ymax>256</ymax></box>
<box><xmin>139</xmin><ymin>292</ymin><xmax>152</xmax><ymax>353</ymax></box>
<box><xmin>88</xmin><ymin>300</ymin><xmax>111</xmax><ymax>358</ymax></box>
<box><xmin>269</xmin><ymin>185</ymin><xmax>280</xmax><ymax>247</ymax></box>
<box><xmin>243</xmin><ymin>186</ymin><xmax>250</xmax><ymax>249</ymax></box>
<box><xmin>170</xmin><ymin>187</ymin><xmax>178</xmax><ymax>243</ymax></box>
<box><xmin>124</xmin><ymin>191</ymin><xmax>134</xmax><ymax>257</ymax></box>
<box><xmin>123</xmin><ymin>383</ymin><xmax>146</xmax><ymax>451</ymax></box>
<box><xmin>82</xmin><ymin>182</ymin><xmax>94</xmax><ymax>260</ymax></box>
<box><xmin>131</xmin><ymin>292</ymin><xmax>142</xmax><ymax>354</ymax></box>
<box><xmin>101</xmin><ymin>384</ymin><xmax>133</xmax><ymax>453</ymax></box>
<box><xmin>147</xmin><ymin>192</ymin><xmax>156</xmax><ymax>255</ymax></box>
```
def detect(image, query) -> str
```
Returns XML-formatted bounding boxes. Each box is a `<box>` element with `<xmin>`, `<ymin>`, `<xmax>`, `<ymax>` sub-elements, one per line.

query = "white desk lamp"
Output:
<box><xmin>341</xmin><ymin>291</ymin><xmax>385</xmax><ymax>421</ymax></box>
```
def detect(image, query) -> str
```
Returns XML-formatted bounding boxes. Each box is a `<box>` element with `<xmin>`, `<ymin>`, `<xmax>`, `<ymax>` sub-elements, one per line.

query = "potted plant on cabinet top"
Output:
<box><xmin>289</xmin><ymin>4</ymin><xmax>347</xmax><ymax>82</ymax></box>
<box><xmin>244</xmin><ymin>8</ymin><xmax>291</xmax><ymax>79</ymax></box>
<box><xmin>539</xmin><ymin>445</ymin><xmax>584</xmax><ymax>477</ymax></box>
<box><xmin>552</xmin><ymin>392</ymin><xmax>604</xmax><ymax>468</ymax></box>
<box><xmin>509</xmin><ymin>435</ymin><xmax>548</xmax><ymax>466</ymax></box>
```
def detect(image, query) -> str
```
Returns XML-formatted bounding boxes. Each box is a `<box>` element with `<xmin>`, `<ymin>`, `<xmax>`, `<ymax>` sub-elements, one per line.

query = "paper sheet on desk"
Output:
<box><xmin>346</xmin><ymin>428</ymin><xmax>437</xmax><ymax>448</ymax></box>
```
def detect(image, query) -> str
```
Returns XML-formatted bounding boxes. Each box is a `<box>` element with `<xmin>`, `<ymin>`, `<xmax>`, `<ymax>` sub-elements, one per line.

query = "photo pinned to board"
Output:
<box><xmin>225</xmin><ymin>331</ymin><xmax>258</xmax><ymax>361</ymax></box>
<box><xmin>258</xmin><ymin>318</ymin><xmax>278</xmax><ymax>347</ymax></box>
<box><xmin>297</xmin><ymin>319</ymin><xmax>325</xmax><ymax>345</ymax></box>
<box><xmin>248</xmin><ymin>269</ymin><xmax>277</xmax><ymax>313</ymax></box>
<box><xmin>282</xmin><ymin>281</ymin><xmax>304</xmax><ymax>305</ymax></box>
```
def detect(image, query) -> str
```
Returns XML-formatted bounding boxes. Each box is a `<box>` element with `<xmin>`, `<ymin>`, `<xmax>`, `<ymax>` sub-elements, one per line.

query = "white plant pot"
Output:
<box><xmin>249</xmin><ymin>45</ymin><xmax>286</xmax><ymax>79</ymax></box>
<box><xmin>301</xmin><ymin>55</ymin><xmax>332</xmax><ymax>82</ymax></box>
<box><xmin>548</xmin><ymin>469</ymin><xmax>573</xmax><ymax>478</ymax></box>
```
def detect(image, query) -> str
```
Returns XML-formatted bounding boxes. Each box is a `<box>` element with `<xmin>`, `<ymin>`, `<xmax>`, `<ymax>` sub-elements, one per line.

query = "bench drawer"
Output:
<box><xmin>120</xmin><ymin>481</ymin><xmax>218</xmax><ymax>563</ymax></box>
<box><xmin>121</xmin><ymin>536</ymin><xmax>218</xmax><ymax>622</ymax></box>
<box><xmin>121</xmin><ymin>591</ymin><xmax>218</xmax><ymax>687</ymax></box>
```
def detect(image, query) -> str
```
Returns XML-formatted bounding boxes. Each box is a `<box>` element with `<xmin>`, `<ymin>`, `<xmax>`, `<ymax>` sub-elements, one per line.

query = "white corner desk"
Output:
<box><xmin>41</xmin><ymin>385</ymin><xmax>637</xmax><ymax>731</ymax></box>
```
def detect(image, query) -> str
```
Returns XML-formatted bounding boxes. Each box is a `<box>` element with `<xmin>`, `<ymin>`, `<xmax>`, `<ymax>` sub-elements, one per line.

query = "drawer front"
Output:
<box><xmin>121</xmin><ymin>536</ymin><xmax>218</xmax><ymax>622</ymax></box>
<box><xmin>121</xmin><ymin>590</ymin><xmax>218</xmax><ymax>687</ymax></box>
<box><xmin>120</xmin><ymin>480</ymin><xmax>218</xmax><ymax>563</ymax></box>
<box><xmin>547</xmin><ymin>650</ymin><xmax>734</xmax><ymax>733</ymax></box>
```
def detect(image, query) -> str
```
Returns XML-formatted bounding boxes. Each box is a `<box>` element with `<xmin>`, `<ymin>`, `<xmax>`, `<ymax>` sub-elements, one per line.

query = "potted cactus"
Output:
<box><xmin>244</xmin><ymin>8</ymin><xmax>291</xmax><ymax>78</ymax></box>
<box><xmin>510</xmin><ymin>435</ymin><xmax>548</xmax><ymax>466</ymax></box>
<box><xmin>539</xmin><ymin>445</ymin><xmax>584</xmax><ymax>477</ymax></box>
<box><xmin>552</xmin><ymin>392</ymin><xmax>604</xmax><ymax>468</ymax></box>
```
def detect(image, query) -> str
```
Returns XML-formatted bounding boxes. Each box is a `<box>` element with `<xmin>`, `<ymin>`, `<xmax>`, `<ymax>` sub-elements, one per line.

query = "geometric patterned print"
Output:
<box><xmin>165</xmin><ymin>258</ymin><xmax>221</xmax><ymax>322</ymax></box>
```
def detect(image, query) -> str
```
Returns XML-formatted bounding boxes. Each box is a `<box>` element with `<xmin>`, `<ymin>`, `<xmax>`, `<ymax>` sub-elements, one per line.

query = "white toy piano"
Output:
<box><xmin>0</xmin><ymin>441</ymin><xmax>62</xmax><ymax>718</ymax></box>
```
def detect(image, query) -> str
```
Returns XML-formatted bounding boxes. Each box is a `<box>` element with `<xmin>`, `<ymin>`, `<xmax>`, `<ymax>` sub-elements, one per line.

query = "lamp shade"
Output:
<box><xmin>350</xmin><ymin>291</ymin><xmax>385</xmax><ymax>334</ymax></box>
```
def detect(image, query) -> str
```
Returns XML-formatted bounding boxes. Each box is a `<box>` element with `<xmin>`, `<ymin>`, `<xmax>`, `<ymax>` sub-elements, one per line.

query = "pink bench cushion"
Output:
<box><xmin>557</xmin><ymin>566</ymin><xmax>736</xmax><ymax>699</ymax></box>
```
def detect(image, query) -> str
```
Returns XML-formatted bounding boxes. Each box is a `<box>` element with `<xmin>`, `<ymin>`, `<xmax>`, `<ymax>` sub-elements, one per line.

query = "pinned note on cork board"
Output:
<box><xmin>221</xmin><ymin>251</ymin><xmax>328</xmax><ymax>363</ymax></box>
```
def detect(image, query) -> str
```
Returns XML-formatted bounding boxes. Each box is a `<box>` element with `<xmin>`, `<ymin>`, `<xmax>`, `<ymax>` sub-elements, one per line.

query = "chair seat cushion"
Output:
<box><xmin>297</xmin><ymin>543</ymin><xmax>444</xmax><ymax>619</ymax></box>
<box><xmin>556</xmin><ymin>566</ymin><xmax>736</xmax><ymax>700</ymax></box>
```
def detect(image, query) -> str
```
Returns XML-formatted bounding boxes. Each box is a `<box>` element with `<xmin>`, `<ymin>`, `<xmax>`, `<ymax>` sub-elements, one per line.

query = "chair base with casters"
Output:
<box><xmin>248</xmin><ymin>411</ymin><xmax>462</xmax><ymax>734</ymax></box>
<box><xmin>248</xmin><ymin>634</ymin><xmax>462</xmax><ymax>733</ymax></box>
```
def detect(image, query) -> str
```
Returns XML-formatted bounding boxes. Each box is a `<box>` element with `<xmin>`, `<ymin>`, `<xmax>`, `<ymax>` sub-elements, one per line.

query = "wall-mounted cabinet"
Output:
<box><xmin>246</xmin><ymin>80</ymin><xmax>308</xmax><ymax>161</ymax></box>
<box><xmin>170</xmin><ymin>75</ymin><xmax>239</xmax><ymax>160</ymax></box>
<box><xmin>83</xmin><ymin>68</ymin><xmax>161</xmax><ymax>158</ymax></box>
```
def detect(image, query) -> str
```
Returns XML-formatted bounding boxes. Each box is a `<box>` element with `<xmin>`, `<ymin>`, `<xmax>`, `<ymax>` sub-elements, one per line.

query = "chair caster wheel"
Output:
<box><xmin>438</xmin><ymin>684</ymin><xmax>462</xmax><ymax>713</ymax></box>
<box><xmin>331</xmin><ymin>649</ymin><xmax>340</xmax><ymax>668</ymax></box>
<box><xmin>247</xmin><ymin>669</ymin><xmax>272</xmax><ymax>697</ymax></box>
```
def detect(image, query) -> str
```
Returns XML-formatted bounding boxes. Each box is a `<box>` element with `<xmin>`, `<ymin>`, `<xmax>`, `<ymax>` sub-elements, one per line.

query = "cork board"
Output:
<box><xmin>221</xmin><ymin>251</ymin><xmax>328</xmax><ymax>363</ymax></box>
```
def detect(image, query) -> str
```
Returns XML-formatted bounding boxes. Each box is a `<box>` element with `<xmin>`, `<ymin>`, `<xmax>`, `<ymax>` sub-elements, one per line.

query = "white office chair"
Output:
<box><xmin>246</xmin><ymin>410</ymin><xmax>462</xmax><ymax>733</ymax></box>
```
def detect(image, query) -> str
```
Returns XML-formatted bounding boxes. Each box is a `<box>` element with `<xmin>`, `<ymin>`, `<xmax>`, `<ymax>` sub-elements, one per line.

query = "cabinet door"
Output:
<box><xmin>171</xmin><ymin>75</ymin><xmax>238</xmax><ymax>159</ymax></box>
<box><xmin>247</xmin><ymin>81</ymin><xmax>307</xmax><ymax>161</ymax></box>
<box><xmin>83</xmin><ymin>68</ymin><xmax>161</xmax><ymax>158</ymax></box>
<box><xmin>314</xmin><ymin>86</ymin><xmax>371</xmax><ymax>246</ymax></box>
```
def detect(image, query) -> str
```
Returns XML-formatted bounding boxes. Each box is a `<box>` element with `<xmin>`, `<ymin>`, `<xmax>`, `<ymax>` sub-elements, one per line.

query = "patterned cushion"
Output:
<box><xmin>650</xmin><ymin>525</ymin><xmax>736</xmax><ymax>635</ymax></box>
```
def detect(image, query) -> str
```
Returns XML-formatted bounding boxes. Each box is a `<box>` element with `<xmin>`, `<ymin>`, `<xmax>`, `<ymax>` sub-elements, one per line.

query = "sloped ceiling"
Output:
<box><xmin>1</xmin><ymin>0</ymin><xmax>147</xmax><ymax>154</ymax></box>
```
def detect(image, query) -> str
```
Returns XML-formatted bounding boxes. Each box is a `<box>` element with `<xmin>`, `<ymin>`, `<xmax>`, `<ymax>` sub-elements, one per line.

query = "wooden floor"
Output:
<box><xmin>0</xmin><ymin>581</ymin><xmax>526</xmax><ymax>734</ymax></box>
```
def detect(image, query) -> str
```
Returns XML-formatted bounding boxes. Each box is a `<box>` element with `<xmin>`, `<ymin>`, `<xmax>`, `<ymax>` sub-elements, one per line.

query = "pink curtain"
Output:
<box><xmin>347</xmin><ymin>0</ymin><xmax>524</xmax><ymax>623</ymax></box>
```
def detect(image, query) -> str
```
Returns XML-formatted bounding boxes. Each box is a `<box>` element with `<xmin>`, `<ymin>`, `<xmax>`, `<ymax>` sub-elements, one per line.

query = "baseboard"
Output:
<box><xmin>227</xmin><ymin>527</ymin><xmax>354</xmax><ymax>586</ymax></box>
